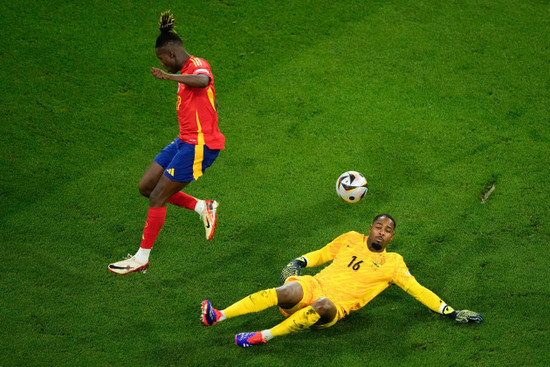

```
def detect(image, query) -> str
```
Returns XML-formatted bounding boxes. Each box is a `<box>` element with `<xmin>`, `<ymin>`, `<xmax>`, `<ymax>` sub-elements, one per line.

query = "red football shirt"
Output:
<box><xmin>176</xmin><ymin>56</ymin><xmax>225</xmax><ymax>150</ymax></box>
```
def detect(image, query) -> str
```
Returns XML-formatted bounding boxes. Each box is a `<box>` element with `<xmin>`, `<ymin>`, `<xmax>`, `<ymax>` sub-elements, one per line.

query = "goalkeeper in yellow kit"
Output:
<box><xmin>201</xmin><ymin>214</ymin><xmax>483</xmax><ymax>347</ymax></box>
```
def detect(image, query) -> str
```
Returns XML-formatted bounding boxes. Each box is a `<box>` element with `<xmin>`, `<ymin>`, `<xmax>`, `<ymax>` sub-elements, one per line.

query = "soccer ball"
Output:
<box><xmin>336</xmin><ymin>171</ymin><xmax>368</xmax><ymax>203</ymax></box>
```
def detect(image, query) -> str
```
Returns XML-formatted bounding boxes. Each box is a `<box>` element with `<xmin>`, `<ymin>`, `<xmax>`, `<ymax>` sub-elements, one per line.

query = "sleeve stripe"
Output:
<box><xmin>194</xmin><ymin>68</ymin><xmax>211</xmax><ymax>75</ymax></box>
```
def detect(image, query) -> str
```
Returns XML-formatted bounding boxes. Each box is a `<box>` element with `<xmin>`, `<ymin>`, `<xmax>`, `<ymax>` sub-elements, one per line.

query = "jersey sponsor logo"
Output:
<box><xmin>167</xmin><ymin>168</ymin><xmax>175</xmax><ymax>176</ymax></box>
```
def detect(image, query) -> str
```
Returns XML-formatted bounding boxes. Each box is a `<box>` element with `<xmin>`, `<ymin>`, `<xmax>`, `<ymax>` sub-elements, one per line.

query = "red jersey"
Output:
<box><xmin>176</xmin><ymin>56</ymin><xmax>225</xmax><ymax>150</ymax></box>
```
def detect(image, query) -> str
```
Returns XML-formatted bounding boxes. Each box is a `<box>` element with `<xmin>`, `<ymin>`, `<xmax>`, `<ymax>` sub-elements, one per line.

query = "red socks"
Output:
<box><xmin>140</xmin><ymin>207</ymin><xmax>167</xmax><ymax>249</ymax></box>
<box><xmin>168</xmin><ymin>191</ymin><xmax>198</xmax><ymax>210</ymax></box>
<box><xmin>139</xmin><ymin>192</ymin><xmax>196</xmax><ymax>250</ymax></box>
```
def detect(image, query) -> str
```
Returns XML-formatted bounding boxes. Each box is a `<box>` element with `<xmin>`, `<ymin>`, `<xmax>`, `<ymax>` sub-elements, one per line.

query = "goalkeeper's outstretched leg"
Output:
<box><xmin>201</xmin><ymin>281</ymin><xmax>338</xmax><ymax>347</ymax></box>
<box><xmin>234</xmin><ymin>298</ymin><xmax>337</xmax><ymax>347</ymax></box>
<box><xmin>201</xmin><ymin>282</ymin><xmax>304</xmax><ymax>327</ymax></box>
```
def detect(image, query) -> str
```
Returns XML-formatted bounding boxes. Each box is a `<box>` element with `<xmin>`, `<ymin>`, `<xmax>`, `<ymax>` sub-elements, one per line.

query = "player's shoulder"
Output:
<box><xmin>189</xmin><ymin>55</ymin><xmax>211</xmax><ymax>68</ymax></box>
<box><xmin>338</xmin><ymin>230</ymin><xmax>364</xmax><ymax>237</ymax></box>
<box><xmin>335</xmin><ymin>231</ymin><xmax>366</xmax><ymax>243</ymax></box>
<box><xmin>385</xmin><ymin>251</ymin><xmax>405</xmax><ymax>262</ymax></box>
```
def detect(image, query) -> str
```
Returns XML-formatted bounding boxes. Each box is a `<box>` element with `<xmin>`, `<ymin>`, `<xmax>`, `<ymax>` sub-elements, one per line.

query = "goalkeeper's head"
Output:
<box><xmin>367</xmin><ymin>214</ymin><xmax>396</xmax><ymax>252</ymax></box>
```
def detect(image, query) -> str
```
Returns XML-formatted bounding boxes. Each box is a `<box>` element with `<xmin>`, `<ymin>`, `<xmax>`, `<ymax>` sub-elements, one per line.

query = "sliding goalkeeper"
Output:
<box><xmin>201</xmin><ymin>214</ymin><xmax>483</xmax><ymax>347</ymax></box>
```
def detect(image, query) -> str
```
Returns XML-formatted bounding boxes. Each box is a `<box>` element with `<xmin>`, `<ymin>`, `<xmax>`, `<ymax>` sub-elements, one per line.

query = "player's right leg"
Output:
<box><xmin>235</xmin><ymin>298</ymin><xmax>338</xmax><ymax>348</ymax></box>
<box><xmin>235</xmin><ymin>306</ymin><xmax>322</xmax><ymax>348</ymax></box>
<box><xmin>161</xmin><ymin>140</ymin><xmax>220</xmax><ymax>240</ymax></box>
<box><xmin>233</xmin><ymin>278</ymin><xmax>326</xmax><ymax>347</ymax></box>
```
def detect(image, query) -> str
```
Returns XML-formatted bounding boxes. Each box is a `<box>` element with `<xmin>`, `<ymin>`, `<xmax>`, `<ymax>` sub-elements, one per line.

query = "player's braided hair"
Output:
<box><xmin>156</xmin><ymin>10</ymin><xmax>182</xmax><ymax>48</ymax></box>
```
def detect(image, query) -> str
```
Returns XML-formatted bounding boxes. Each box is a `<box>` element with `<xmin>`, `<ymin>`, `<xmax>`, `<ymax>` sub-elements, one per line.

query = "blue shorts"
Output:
<box><xmin>153</xmin><ymin>138</ymin><xmax>220</xmax><ymax>182</ymax></box>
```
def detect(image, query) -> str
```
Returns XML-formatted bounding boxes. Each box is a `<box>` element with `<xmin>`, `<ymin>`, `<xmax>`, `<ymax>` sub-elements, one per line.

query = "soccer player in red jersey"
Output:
<box><xmin>201</xmin><ymin>214</ymin><xmax>483</xmax><ymax>347</ymax></box>
<box><xmin>109</xmin><ymin>11</ymin><xmax>224</xmax><ymax>275</ymax></box>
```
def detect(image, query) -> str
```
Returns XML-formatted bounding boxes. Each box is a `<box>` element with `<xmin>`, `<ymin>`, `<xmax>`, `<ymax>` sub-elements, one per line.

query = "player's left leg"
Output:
<box><xmin>205</xmin><ymin>281</ymin><xmax>307</xmax><ymax>325</ymax></box>
<box><xmin>108</xmin><ymin>176</ymin><xmax>188</xmax><ymax>275</ymax></box>
<box><xmin>133</xmin><ymin>175</ymin><xmax>189</xmax><ymax>261</ymax></box>
<box><xmin>139</xmin><ymin>138</ymin><xmax>178</xmax><ymax>198</ymax></box>
<box><xmin>201</xmin><ymin>288</ymin><xmax>280</xmax><ymax>326</ymax></box>
<box><xmin>201</xmin><ymin>282</ymin><xmax>305</xmax><ymax>327</ymax></box>
<box><xmin>138</xmin><ymin>162</ymin><xmax>165</xmax><ymax>198</ymax></box>
<box><xmin>140</xmin><ymin>141</ymin><xmax>201</xmax><ymax>209</ymax></box>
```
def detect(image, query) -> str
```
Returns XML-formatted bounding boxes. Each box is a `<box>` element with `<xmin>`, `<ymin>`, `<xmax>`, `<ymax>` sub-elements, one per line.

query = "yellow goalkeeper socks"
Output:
<box><xmin>223</xmin><ymin>288</ymin><xmax>278</xmax><ymax>319</ymax></box>
<box><xmin>269</xmin><ymin>306</ymin><xmax>321</xmax><ymax>337</ymax></box>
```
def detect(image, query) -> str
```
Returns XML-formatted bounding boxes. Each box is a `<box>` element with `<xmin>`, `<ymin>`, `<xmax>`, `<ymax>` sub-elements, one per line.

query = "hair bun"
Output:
<box><xmin>159</xmin><ymin>10</ymin><xmax>175</xmax><ymax>33</ymax></box>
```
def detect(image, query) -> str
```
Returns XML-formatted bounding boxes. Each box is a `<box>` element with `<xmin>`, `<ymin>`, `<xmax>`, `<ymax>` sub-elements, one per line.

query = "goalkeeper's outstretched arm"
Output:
<box><xmin>405</xmin><ymin>277</ymin><xmax>483</xmax><ymax>323</ymax></box>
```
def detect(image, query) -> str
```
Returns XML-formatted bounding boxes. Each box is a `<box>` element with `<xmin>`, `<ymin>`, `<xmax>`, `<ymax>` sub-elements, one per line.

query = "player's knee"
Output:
<box><xmin>276</xmin><ymin>282</ymin><xmax>303</xmax><ymax>308</ymax></box>
<box><xmin>312</xmin><ymin>297</ymin><xmax>337</xmax><ymax>319</ymax></box>
<box><xmin>148</xmin><ymin>190</ymin><xmax>166</xmax><ymax>207</ymax></box>
<box><xmin>138</xmin><ymin>180</ymin><xmax>153</xmax><ymax>197</ymax></box>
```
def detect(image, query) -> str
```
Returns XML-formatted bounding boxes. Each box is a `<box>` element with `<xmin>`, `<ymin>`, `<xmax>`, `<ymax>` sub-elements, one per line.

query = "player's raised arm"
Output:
<box><xmin>151</xmin><ymin>67</ymin><xmax>210</xmax><ymax>88</ymax></box>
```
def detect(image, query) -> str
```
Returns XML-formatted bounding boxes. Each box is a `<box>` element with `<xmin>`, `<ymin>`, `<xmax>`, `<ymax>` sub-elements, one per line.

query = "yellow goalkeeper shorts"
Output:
<box><xmin>279</xmin><ymin>275</ymin><xmax>338</xmax><ymax>329</ymax></box>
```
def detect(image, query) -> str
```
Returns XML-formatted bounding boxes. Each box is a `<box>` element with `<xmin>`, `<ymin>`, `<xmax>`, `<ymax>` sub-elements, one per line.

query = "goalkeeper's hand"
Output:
<box><xmin>443</xmin><ymin>305</ymin><xmax>483</xmax><ymax>323</ymax></box>
<box><xmin>280</xmin><ymin>256</ymin><xmax>307</xmax><ymax>283</ymax></box>
<box><xmin>453</xmin><ymin>310</ymin><xmax>484</xmax><ymax>323</ymax></box>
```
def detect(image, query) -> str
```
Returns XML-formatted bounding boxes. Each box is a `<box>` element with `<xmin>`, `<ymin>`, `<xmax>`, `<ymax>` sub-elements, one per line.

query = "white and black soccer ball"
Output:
<box><xmin>336</xmin><ymin>171</ymin><xmax>368</xmax><ymax>203</ymax></box>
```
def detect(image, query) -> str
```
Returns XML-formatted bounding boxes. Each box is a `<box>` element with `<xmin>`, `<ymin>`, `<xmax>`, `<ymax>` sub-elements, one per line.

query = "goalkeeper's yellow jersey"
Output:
<box><xmin>302</xmin><ymin>231</ymin><xmax>447</xmax><ymax>319</ymax></box>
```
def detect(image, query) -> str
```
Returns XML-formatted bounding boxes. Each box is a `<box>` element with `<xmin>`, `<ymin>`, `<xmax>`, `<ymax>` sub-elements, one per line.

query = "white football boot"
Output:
<box><xmin>108</xmin><ymin>255</ymin><xmax>149</xmax><ymax>275</ymax></box>
<box><xmin>200</xmin><ymin>200</ymin><xmax>218</xmax><ymax>240</ymax></box>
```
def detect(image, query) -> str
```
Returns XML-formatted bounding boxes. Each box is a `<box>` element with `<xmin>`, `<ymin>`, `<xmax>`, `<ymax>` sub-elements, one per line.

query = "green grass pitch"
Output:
<box><xmin>1</xmin><ymin>0</ymin><xmax>549</xmax><ymax>365</ymax></box>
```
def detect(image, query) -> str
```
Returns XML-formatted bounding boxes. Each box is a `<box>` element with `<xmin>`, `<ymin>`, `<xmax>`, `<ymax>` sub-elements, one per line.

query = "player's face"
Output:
<box><xmin>156</xmin><ymin>48</ymin><xmax>178</xmax><ymax>73</ymax></box>
<box><xmin>367</xmin><ymin>217</ymin><xmax>395</xmax><ymax>252</ymax></box>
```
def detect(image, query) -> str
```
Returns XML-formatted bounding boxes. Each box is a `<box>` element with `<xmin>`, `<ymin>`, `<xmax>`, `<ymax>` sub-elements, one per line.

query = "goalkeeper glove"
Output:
<box><xmin>442</xmin><ymin>305</ymin><xmax>483</xmax><ymax>323</ymax></box>
<box><xmin>280</xmin><ymin>256</ymin><xmax>307</xmax><ymax>283</ymax></box>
